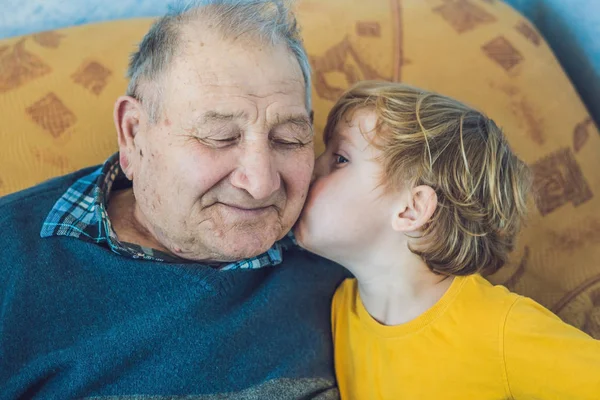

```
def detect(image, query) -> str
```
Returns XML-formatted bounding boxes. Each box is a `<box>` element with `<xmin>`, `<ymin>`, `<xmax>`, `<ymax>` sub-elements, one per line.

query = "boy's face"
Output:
<box><xmin>294</xmin><ymin>108</ymin><xmax>395</xmax><ymax>264</ymax></box>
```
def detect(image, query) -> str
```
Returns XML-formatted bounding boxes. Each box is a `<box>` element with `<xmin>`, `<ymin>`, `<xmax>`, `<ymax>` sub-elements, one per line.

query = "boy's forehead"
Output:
<box><xmin>325</xmin><ymin>106</ymin><xmax>378</xmax><ymax>146</ymax></box>
<box><xmin>325</xmin><ymin>113</ymin><xmax>377</xmax><ymax>153</ymax></box>
<box><xmin>342</xmin><ymin>109</ymin><xmax>378</xmax><ymax>140</ymax></box>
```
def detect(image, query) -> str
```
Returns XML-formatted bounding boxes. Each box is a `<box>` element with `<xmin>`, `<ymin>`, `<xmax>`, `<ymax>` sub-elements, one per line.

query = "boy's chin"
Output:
<box><xmin>292</xmin><ymin>217</ymin><xmax>323</xmax><ymax>254</ymax></box>
<box><xmin>292</xmin><ymin>220</ymin><xmax>334</xmax><ymax>262</ymax></box>
<box><xmin>292</xmin><ymin>220</ymin><xmax>309</xmax><ymax>250</ymax></box>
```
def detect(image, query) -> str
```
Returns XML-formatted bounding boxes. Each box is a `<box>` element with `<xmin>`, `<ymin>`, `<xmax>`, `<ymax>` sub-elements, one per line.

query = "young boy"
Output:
<box><xmin>294</xmin><ymin>81</ymin><xmax>600</xmax><ymax>399</ymax></box>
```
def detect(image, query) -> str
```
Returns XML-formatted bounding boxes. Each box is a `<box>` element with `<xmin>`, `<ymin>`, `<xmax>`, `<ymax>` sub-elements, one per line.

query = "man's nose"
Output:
<box><xmin>230</xmin><ymin>140</ymin><xmax>281</xmax><ymax>200</ymax></box>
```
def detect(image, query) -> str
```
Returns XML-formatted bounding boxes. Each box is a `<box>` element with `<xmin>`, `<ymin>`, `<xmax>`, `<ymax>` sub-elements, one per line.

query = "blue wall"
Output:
<box><xmin>503</xmin><ymin>0</ymin><xmax>600</xmax><ymax>125</ymax></box>
<box><xmin>0</xmin><ymin>0</ymin><xmax>171</xmax><ymax>39</ymax></box>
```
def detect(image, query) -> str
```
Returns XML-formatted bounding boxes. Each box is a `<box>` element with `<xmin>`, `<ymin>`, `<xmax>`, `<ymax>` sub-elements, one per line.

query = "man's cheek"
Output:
<box><xmin>287</xmin><ymin>156</ymin><xmax>314</xmax><ymax>189</ymax></box>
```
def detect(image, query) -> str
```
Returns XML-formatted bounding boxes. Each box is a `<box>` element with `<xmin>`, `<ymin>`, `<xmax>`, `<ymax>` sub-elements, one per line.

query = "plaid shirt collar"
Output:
<box><xmin>41</xmin><ymin>152</ymin><xmax>293</xmax><ymax>269</ymax></box>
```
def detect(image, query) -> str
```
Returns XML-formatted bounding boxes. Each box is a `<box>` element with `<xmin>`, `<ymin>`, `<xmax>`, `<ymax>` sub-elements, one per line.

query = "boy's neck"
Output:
<box><xmin>350</xmin><ymin>254</ymin><xmax>454</xmax><ymax>326</ymax></box>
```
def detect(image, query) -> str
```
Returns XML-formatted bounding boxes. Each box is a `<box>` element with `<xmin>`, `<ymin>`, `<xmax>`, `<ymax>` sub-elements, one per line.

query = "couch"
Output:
<box><xmin>1</xmin><ymin>0</ymin><xmax>599</xmax><ymax>338</ymax></box>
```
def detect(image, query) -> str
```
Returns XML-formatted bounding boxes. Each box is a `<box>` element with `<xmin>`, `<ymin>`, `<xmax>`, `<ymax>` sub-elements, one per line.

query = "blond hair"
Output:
<box><xmin>324</xmin><ymin>81</ymin><xmax>532</xmax><ymax>276</ymax></box>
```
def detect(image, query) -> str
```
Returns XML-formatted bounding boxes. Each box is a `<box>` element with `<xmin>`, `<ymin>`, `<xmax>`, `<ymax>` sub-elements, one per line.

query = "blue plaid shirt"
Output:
<box><xmin>41</xmin><ymin>153</ymin><xmax>293</xmax><ymax>270</ymax></box>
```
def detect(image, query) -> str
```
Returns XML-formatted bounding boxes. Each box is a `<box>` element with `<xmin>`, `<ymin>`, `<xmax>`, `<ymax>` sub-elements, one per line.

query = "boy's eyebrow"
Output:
<box><xmin>336</xmin><ymin>130</ymin><xmax>358</xmax><ymax>149</ymax></box>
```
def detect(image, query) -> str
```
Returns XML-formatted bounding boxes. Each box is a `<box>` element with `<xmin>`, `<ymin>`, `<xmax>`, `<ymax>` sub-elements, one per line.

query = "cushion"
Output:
<box><xmin>503</xmin><ymin>0</ymin><xmax>600</xmax><ymax>133</ymax></box>
<box><xmin>1</xmin><ymin>0</ymin><xmax>599</xmax><ymax>338</ymax></box>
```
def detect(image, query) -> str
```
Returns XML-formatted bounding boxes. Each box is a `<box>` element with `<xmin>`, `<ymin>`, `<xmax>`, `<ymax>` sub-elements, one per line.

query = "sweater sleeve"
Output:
<box><xmin>503</xmin><ymin>297</ymin><xmax>600</xmax><ymax>399</ymax></box>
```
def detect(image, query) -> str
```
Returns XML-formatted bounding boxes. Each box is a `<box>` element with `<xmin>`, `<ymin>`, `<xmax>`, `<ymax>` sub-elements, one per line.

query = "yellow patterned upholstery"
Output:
<box><xmin>1</xmin><ymin>0</ymin><xmax>599</xmax><ymax>337</ymax></box>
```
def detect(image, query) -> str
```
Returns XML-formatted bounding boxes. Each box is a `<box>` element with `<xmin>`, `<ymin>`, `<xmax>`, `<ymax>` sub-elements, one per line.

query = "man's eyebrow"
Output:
<box><xmin>200</xmin><ymin>110</ymin><xmax>246</xmax><ymax>124</ymax></box>
<box><xmin>273</xmin><ymin>114</ymin><xmax>312</xmax><ymax>130</ymax></box>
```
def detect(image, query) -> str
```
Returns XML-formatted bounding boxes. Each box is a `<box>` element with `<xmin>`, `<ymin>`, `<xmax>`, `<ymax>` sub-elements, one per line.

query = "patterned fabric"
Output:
<box><xmin>2</xmin><ymin>1</ymin><xmax>598</xmax><ymax>129</ymax></box>
<box><xmin>41</xmin><ymin>152</ymin><xmax>289</xmax><ymax>268</ymax></box>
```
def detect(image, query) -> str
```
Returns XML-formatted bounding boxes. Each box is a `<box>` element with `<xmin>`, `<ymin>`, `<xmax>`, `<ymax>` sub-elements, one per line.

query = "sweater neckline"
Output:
<box><xmin>354</xmin><ymin>275</ymin><xmax>470</xmax><ymax>338</ymax></box>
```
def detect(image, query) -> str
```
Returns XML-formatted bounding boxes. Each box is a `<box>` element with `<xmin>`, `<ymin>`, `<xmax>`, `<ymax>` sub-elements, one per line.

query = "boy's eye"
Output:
<box><xmin>334</xmin><ymin>154</ymin><xmax>349</xmax><ymax>165</ymax></box>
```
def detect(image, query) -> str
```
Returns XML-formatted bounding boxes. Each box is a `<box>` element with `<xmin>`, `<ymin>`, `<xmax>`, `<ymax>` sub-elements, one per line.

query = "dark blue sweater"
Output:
<box><xmin>0</xmin><ymin>169</ymin><xmax>347</xmax><ymax>399</ymax></box>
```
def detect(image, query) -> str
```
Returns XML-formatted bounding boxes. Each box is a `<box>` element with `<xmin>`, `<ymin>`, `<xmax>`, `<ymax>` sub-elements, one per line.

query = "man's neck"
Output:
<box><xmin>107</xmin><ymin>188</ymin><xmax>176</xmax><ymax>256</ymax></box>
<box><xmin>348</xmin><ymin>253</ymin><xmax>454</xmax><ymax>326</ymax></box>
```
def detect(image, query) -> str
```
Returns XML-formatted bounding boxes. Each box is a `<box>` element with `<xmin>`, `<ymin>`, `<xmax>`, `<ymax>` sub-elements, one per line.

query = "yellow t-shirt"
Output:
<box><xmin>332</xmin><ymin>275</ymin><xmax>600</xmax><ymax>399</ymax></box>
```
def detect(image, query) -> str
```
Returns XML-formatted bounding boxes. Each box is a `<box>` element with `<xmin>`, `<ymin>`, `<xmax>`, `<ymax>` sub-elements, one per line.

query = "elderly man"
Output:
<box><xmin>0</xmin><ymin>1</ymin><xmax>346</xmax><ymax>398</ymax></box>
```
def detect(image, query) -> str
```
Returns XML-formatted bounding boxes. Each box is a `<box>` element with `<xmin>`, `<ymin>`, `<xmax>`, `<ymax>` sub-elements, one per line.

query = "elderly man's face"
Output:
<box><xmin>122</xmin><ymin>36</ymin><xmax>314</xmax><ymax>261</ymax></box>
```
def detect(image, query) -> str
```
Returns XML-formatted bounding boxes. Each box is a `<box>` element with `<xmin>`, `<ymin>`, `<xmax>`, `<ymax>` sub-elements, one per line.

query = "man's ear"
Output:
<box><xmin>391</xmin><ymin>185</ymin><xmax>437</xmax><ymax>233</ymax></box>
<box><xmin>114</xmin><ymin>96</ymin><xmax>143</xmax><ymax>180</ymax></box>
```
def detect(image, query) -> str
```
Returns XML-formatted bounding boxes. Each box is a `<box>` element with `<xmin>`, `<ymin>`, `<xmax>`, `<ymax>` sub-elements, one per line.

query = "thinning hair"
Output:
<box><xmin>127</xmin><ymin>0</ymin><xmax>311</xmax><ymax>122</ymax></box>
<box><xmin>325</xmin><ymin>81</ymin><xmax>532</xmax><ymax>276</ymax></box>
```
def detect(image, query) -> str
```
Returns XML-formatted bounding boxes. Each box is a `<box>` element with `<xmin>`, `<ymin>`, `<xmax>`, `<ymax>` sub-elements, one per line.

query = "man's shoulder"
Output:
<box><xmin>278</xmin><ymin>245</ymin><xmax>351</xmax><ymax>287</ymax></box>
<box><xmin>281</xmin><ymin>244</ymin><xmax>344</xmax><ymax>267</ymax></box>
<box><xmin>0</xmin><ymin>165</ymin><xmax>100</xmax><ymax>228</ymax></box>
<box><xmin>0</xmin><ymin>166</ymin><xmax>99</xmax><ymax>208</ymax></box>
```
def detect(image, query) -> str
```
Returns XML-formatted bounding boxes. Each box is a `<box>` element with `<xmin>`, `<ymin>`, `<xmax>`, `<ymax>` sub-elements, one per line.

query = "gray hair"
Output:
<box><xmin>126</xmin><ymin>0</ymin><xmax>312</xmax><ymax>122</ymax></box>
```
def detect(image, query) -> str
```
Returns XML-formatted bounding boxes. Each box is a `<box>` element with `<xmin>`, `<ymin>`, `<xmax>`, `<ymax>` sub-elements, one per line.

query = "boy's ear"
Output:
<box><xmin>391</xmin><ymin>185</ymin><xmax>437</xmax><ymax>233</ymax></box>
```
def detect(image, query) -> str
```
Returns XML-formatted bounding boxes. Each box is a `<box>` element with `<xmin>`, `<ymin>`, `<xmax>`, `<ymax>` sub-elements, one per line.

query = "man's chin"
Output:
<box><xmin>213</xmin><ymin>228</ymin><xmax>282</xmax><ymax>261</ymax></box>
<box><xmin>178</xmin><ymin>243</ymin><xmax>275</xmax><ymax>264</ymax></box>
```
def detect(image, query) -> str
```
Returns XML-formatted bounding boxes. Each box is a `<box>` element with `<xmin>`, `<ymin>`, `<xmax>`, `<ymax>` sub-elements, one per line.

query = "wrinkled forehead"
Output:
<box><xmin>162</xmin><ymin>31</ymin><xmax>305</xmax><ymax>105</ymax></box>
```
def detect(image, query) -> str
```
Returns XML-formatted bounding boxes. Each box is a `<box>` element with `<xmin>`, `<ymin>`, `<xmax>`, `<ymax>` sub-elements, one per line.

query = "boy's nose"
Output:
<box><xmin>312</xmin><ymin>153</ymin><xmax>328</xmax><ymax>182</ymax></box>
<box><xmin>310</xmin><ymin>169</ymin><xmax>323</xmax><ymax>185</ymax></box>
